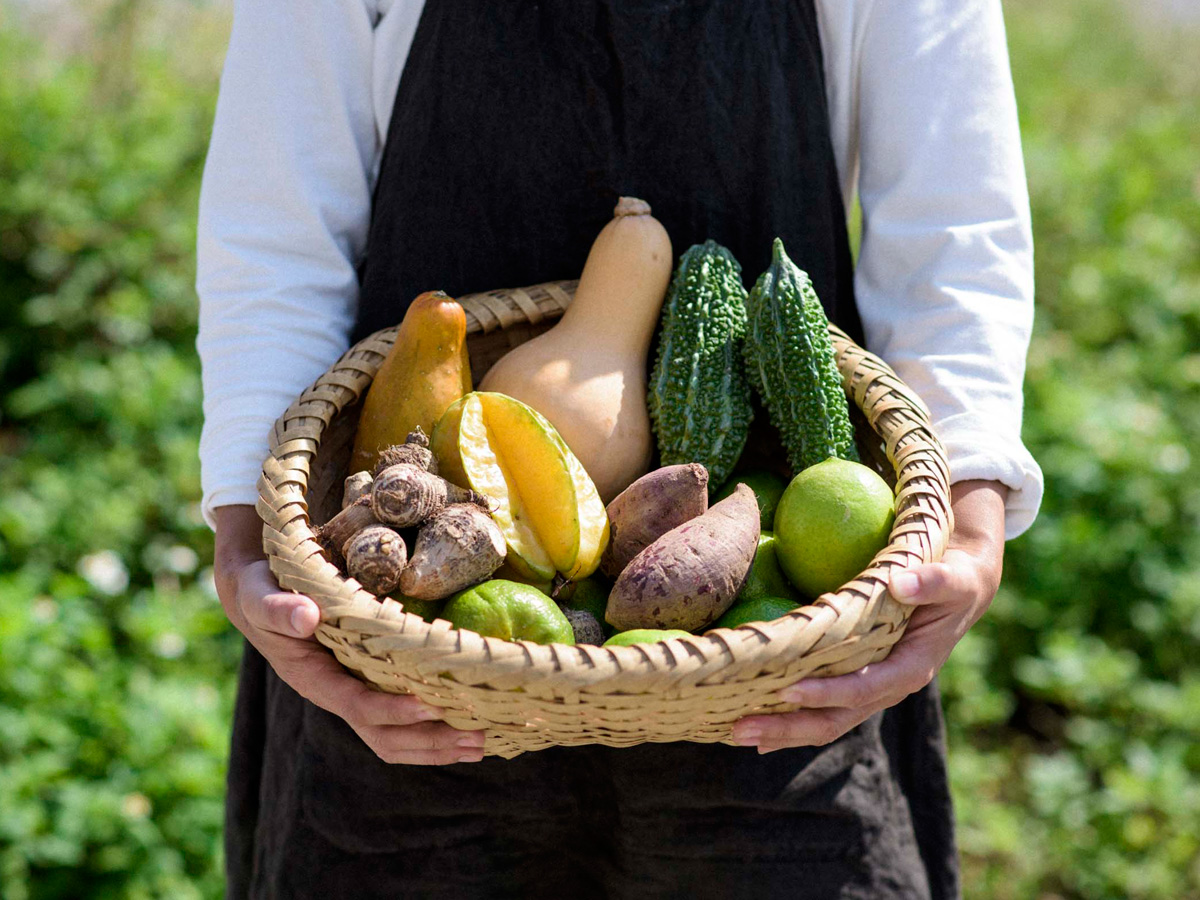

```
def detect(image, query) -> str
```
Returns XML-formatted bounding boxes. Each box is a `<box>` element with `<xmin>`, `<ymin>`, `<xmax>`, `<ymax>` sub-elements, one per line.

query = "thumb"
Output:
<box><xmin>237</xmin><ymin>560</ymin><xmax>322</xmax><ymax>639</ymax></box>
<box><xmin>887</xmin><ymin>558</ymin><xmax>977</xmax><ymax>606</ymax></box>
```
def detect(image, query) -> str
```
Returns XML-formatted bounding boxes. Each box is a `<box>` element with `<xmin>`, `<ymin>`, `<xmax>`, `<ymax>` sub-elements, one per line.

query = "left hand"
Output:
<box><xmin>731</xmin><ymin>480</ymin><xmax>1008</xmax><ymax>754</ymax></box>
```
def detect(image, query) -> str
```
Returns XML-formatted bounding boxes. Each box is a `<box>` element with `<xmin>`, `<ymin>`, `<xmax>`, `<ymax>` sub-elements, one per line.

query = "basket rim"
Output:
<box><xmin>257</xmin><ymin>281</ymin><xmax>953</xmax><ymax>691</ymax></box>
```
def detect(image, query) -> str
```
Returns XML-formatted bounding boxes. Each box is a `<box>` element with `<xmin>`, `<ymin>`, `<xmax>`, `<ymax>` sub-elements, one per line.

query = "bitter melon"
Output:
<box><xmin>743</xmin><ymin>238</ymin><xmax>858</xmax><ymax>472</ymax></box>
<box><xmin>648</xmin><ymin>241</ymin><xmax>754</xmax><ymax>489</ymax></box>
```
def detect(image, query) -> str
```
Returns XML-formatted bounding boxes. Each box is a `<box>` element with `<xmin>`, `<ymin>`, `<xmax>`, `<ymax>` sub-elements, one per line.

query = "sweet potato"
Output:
<box><xmin>399</xmin><ymin>503</ymin><xmax>506</xmax><ymax>600</ymax></box>
<box><xmin>605</xmin><ymin>484</ymin><xmax>760</xmax><ymax>632</ymax></box>
<box><xmin>599</xmin><ymin>463</ymin><xmax>708</xmax><ymax>578</ymax></box>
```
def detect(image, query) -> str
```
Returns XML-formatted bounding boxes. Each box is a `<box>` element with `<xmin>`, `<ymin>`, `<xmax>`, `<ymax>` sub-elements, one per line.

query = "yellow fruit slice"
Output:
<box><xmin>458</xmin><ymin>395</ymin><xmax>556</xmax><ymax>581</ymax></box>
<box><xmin>430</xmin><ymin>396</ymin><xmax>470</xmax><ymax>487</ymax></box>
<box><xmin>477</xmin><ymin>392</ymin><xmax>580</xmax><ymax>574</ymax></box>
<box><xmin>556</xmin><ymin>431</ymin><xmax>609</xmax><ymax>580</ymax></box>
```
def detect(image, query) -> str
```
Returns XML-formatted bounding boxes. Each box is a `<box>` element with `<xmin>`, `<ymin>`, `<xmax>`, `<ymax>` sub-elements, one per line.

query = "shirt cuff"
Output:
<box><xmin>199</xmin><ymin>414</ymin><xmax>278</xmax><ymax>530</ymax></box>
<box><xmin>933</xmin><ymin>411</ymin><xmax>1044</xmax><ymax>540</ymax></box>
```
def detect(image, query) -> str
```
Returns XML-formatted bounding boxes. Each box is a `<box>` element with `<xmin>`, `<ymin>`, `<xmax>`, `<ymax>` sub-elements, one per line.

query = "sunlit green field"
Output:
<box><xmin>1</xmin><ymin>1</ymin><xmax>1197</xmax><ymax>897</ymax></box>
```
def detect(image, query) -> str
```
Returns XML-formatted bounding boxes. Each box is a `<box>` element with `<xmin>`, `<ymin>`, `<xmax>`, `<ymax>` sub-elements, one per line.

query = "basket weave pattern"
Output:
<box><xmin>257</xmin><ymin>282</ymin><xmax>953</xmax><ymax>758</ymax></box>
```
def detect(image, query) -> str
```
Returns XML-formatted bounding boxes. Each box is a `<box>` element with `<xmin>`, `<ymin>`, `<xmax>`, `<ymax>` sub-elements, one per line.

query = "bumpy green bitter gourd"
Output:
<box><xmin>743</xmin><ymin>238</ymin><xmax>858</xmax><ymax>472</ymax></box>
<box><xmin>648</xmin><ymin>241</ymin><xmax>754</xmax><ymax>489</ymax></box>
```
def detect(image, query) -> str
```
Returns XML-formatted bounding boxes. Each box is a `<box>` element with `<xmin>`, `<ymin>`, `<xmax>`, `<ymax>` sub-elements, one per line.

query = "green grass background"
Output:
<box><xmin>1</xmin><ymin>0</ymin><xmax>1197</xmax><ymax>897</ymax></box>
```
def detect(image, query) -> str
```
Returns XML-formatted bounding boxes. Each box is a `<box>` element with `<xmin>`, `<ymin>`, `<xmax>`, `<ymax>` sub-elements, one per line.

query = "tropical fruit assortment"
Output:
<box><xmin>325</xmin><ymin>197</ymin><xmax>900</xmax><ymax>647</ymax></box>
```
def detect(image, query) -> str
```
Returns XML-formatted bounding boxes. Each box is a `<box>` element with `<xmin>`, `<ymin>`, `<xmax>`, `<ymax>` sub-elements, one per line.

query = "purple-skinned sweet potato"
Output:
<box><xmin>600</xmin><ymin>463</ymin><xmax>709</xmax><ymax>579</ymax></box>
<box><xmin>605</xmin><ymin>484</ymin><xmax>760</xmax><ymax>632</ymax></box>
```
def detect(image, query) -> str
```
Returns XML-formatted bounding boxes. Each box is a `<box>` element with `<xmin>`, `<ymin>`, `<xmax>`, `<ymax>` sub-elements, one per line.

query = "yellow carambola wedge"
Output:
<box><xmin>457</xmin><ymin>394</ymin><xmax>556</xmax><ymax>582</ymax></box>
<box><xmin>479</xmin><ymin>393</ymin><xmax>609</xmax><ymax>581</ymax></box>
<box><xmin>451</xmin><ymin>391</ymin><xmax>609</xmax><ymax>581</ymax></box>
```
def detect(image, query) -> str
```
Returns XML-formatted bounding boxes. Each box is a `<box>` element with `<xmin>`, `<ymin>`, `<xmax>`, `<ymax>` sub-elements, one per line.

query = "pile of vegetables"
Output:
<box><xmin>327</xmin><ymin>196</ymin><xmax>894</xmax><ymax>648</ymax></box>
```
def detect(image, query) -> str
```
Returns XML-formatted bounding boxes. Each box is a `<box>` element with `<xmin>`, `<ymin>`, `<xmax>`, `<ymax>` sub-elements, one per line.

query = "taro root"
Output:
<box><xmin>342</xmin><ymin>471</ymin><xmax>374</xmax><ymax>509</ymax></box>
<box><xmin>317</xmin><ymin>495</ymin><xmax>379</xmax><ymax>566</ymax></box>
<box><xmin>562</xmin><ymin>608</ymin><xmax>605</xmax><ymax>645</ymax></box>
<box><xmin>373</xmin><ymin>428</ymin><xmax>438</xmax><ymax>477</ymax></box>
<box><xmin>371</xmin><ymin>463</ymin><xmax>489</xmax><ymax>529</ymax></box>
<box><xmin>399</xmin><ymin>503</ymin><xmax>506</xmax><ymax>600</ymax></box>
<box><xmin>343</xmin><ymin>525</ymin><xmax>408</xmax><ymax>595</ymax></box>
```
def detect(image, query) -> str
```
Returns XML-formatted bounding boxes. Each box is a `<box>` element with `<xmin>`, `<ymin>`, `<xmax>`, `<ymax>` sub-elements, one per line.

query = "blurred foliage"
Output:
<box><xmin>0</xmin><ymin>4</ymin><xmax>236</xmax><ymax>898</ymax></box>
<box><xmin>940</xmin><ymin>1</ymin><xmax>1200</xmax><ymax>898</ymax></box>
<box><xmin>0</xmin><ymin>0</ymin><xmax>1197</xmax><ymax>898</ymax></box>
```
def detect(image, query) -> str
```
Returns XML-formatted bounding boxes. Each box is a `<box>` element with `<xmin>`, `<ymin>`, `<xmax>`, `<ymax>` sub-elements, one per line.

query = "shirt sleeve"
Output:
<box><xmin>196</xmin><ymin>0</ymin><xmax>386</xmax><ymax>529</ymax></box>
<box><xmin>851</xmin><ymin>0</ymin><xmax>1044</xmax><ymax>539</ymax></box>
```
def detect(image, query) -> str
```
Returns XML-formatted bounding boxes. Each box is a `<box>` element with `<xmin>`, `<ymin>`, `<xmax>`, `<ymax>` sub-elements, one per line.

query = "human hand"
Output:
<box><xmin>731</xmin><ymin>480</ymin><xmax>1008</xmax><ymax>754</ymax></box>
<box><xmin>213</xmin><ymin>505</ymin><xmax>485</xmax><ymax>765</ymax></box>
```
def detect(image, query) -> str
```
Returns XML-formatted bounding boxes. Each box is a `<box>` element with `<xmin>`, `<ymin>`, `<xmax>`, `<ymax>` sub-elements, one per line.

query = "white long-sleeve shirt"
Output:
<box><xmin>197</xmin><ymin>0</ymin><xmax>1044</xmax><ymax>539</ymax></box>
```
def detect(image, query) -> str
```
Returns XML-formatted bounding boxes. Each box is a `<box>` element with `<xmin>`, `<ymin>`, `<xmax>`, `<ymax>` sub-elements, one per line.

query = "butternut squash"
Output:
<box><xmin>351</xmin><ymin>291</ymin><xmax>472</xmax><ymax>473</ymax></box>
<box><xmin>478</xmin><ymin>197</ymin><xmax>672</xmax><ymax>502</ymax></box>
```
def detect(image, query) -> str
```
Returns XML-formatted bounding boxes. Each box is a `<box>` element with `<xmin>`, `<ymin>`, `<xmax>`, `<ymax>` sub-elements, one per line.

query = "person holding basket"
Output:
<box><xmin>200</xmin><ymin>1</ymin><xmax>1042</xmax><ymax>897</ymax></box>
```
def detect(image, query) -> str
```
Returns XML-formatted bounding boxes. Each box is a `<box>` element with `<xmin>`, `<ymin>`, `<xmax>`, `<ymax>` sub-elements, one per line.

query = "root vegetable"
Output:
<box><xmin>372</xmin><ymin>463</ymin><xmax>489</xmax><ymax>528</ymax></box>
<box><xmin>400</xmin><ymin>503</ymin><xmax>506</xmax><ymax>600</ymax></box>
<box><xmin>342</xmin><ymin>471</ymin><xmax>374</xmax><ymax>508</ymax></box>
<box><xmin>373</xmin><ymin>428</ymin><xmax>438</xmax><ymax>477</ymax></box>
<box><xmin>600</xmin><ymin>463</ymin><xmax>709</xmax><ymax>578</ymax></box>
<box><xmin>605</xmin><ymin>484</ymin><xmax>760</xmax><ymax>632</ymax></box>
<box><xmin>343</xmin><ymin>525</ymin><xmax>408</xmax><ymax>595</ymax></box>
<box><xmin>317</xmin><ymin>496</ymin><xmax>379</xmax><ymax>565</ymax></box>
<box><xmin>562</xmin><ymin>608</ymin><xmax>605</xmax><ymax>645</ymax></box>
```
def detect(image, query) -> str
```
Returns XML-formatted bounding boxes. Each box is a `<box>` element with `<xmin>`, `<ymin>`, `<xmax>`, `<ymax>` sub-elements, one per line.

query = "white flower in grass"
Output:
<box><xmin>78</xmin><ymin>550</ymin><xmax>129</xmax><ymax>595</ymax></box>
<box><xmin>153</xmin><ymin>632</ymin><xmax>187</xmax><ymax>659</ymax></box>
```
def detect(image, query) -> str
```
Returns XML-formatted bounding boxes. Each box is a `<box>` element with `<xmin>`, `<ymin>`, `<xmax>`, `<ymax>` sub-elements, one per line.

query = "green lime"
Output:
<box><xmin>391</xmin><ymin>594</ymin><xmax>444</xmax><ymax>623</ymax></box>
<box><xmin>556</xmin><ymin>577</ymin><xmax>610</xmax><ymax>622</ymax></box>
<box><xmin>710</xmin><ymin>596</ymin><xmax>802</xmax><ymax>630</ymax></box>
<box><xmin>773</xmin><ymin>458</ymin><xmax>895</xmax><ymax>597</ymax></box>
<box><xmin>442</xmin><ymin>580</ymin><xmax>575</xmax><ymax>644</ymax></box>
<box><xmin>738</xmin><ymin>532</ymin><xmax>804</xmax><ymax>603</ymax></box>
<box><xmin>557</xmin><ymin>576</ymin><xmax>617</xmax><ymax>637</ymax></box>
<box><xmin>715</xmin><ymin>470</ymin><xmax>789</xmax><ymax>532</ymax></box>
<box><xmin>602</xmin><ymin>629</ymin><xmax>693</xmax><ymax>647</ymax></box>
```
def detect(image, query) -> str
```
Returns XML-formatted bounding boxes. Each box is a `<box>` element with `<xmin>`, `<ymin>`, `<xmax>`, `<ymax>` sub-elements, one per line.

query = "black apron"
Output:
<box><xmin>226</xmin><ymin>3</ymin><xmax>959</xmax><ymax>897</ymax></box>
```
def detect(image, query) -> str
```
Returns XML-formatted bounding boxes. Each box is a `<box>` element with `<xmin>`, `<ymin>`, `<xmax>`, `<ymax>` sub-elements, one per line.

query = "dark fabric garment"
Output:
<box><xmin>352</xmin><ymin>0</ymin><xmax>862</xmax><ymax>345</ymax></box>
<box><xmin>227</xmin><ymin>1</ymin><xmax>959</xmax><ymax>897</ymax></box>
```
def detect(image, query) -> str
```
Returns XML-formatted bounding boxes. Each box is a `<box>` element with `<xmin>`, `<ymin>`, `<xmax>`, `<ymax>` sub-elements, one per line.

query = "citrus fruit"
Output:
<box><xmin>602</xmin><ymin>629</ymin><xmax>693</xmax><ymax>647</ymax></box>
<box><xmin>710</xmin><ymin>595</ymin><xmax>801</xmax><ymax>630</ymax></box>
<box><xmin>738</xmin><ymin>532</ymin><xmax>804</xmax><ymax>603</ymax></box>
<box><xmin>714</xmin><ymin>470</ymin><xmax>789</xmax><ymax>531</ymax></box>
<box><xmin>773</xmin><ymin>458</ymin><xmax>895</xmax><ymax>597</ymax></box>
<box><xmin>442</xmin><ymin>579</ymin><xmax>575</xmax><ymax>644</ymax></box>
<box><xmin>391</xmin><ymin>594</ymin><xmax>444</xmax><ymax>623</ymax></box>
<box><xmin>557</xmin><ymin>576</ymin><xmax>616</xmax><ymax>637</ymax></box>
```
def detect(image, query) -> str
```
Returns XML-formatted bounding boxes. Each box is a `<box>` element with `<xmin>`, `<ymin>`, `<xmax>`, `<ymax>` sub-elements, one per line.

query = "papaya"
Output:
<box><xmin>350</xmin><ymin>291</ymin><xmax>472</xmax><ymax>474</ymax></box>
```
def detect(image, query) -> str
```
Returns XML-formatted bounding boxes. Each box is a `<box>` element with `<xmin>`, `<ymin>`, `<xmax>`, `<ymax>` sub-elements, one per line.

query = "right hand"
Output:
<box><xmin>213</xmin><ymin>505</ymin><xmax>486</xmax><ymax>765</ymax></box>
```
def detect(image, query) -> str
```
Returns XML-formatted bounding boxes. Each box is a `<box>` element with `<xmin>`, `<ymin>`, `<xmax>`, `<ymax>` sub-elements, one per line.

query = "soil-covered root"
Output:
<box><xmin>399</xmin><ymin>503</ymin><xmax>506</xmax><ymax>600</ymax></box>
<box><xmin>317</xmin><ymin>495</ymin><xmax>379</xmax><ymax>566</ymax></box>
<box><xmin>372</xmin><ymin>463</ymin><xmax>489</xmax><ymax>528</ymax></box>
<box><xmin>373</xmin><ymin>428</ymin><xmax>438</xmax><ymax>477</ymax></box>
<box><xmin>342</xmin><ymin>471</ymin><xmax>374</xmax><ymax>508</ymax></box>
<box><xmin>343</xmin><ymin>524</ymin><xmax>408</xmax><ymax>595</ymax></box>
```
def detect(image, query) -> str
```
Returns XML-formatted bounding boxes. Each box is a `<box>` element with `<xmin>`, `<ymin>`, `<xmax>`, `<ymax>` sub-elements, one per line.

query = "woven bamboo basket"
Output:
<box><xmin>257</xmin><ymin>280</ymin><xmax>953</xmax><ymax>758</ymax></box>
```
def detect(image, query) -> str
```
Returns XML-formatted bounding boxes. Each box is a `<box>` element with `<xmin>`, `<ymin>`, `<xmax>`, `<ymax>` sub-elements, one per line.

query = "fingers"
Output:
<box><xmin>219</xmin><ymin>553</ymin><xmax>489</xmax><ymax>766</ymax></box>
<box><xmin>778</xmin><ymin>638</ymin><xmax>937</xmax><ymax>711</ymax></box>
<box><xmin>354</xmin><ymin>721</ymin><xmax>488</xmax><ymax>766</ymax></box>
<box><xmin>234</xmin><ymin>560</ymin><xmax>322</xmax><ymax>639</ymax></box>
<box><xmin>732</xmin><ymin>706</ymin><xmax>874</xmax><ymax>753</ymax></box>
